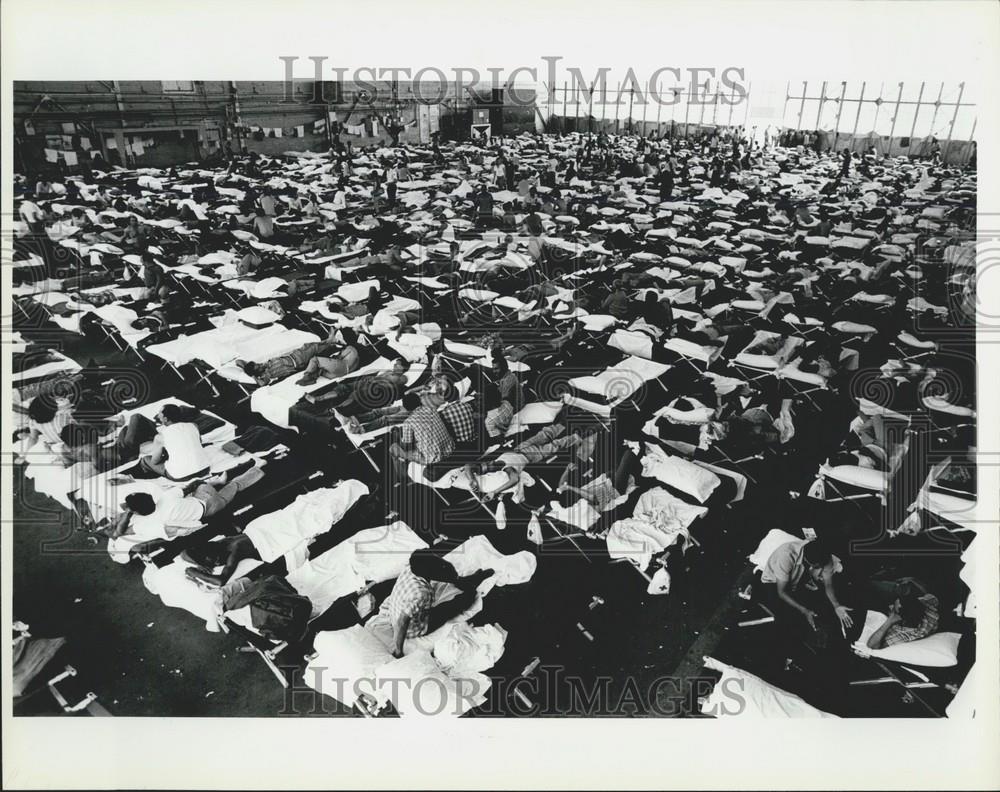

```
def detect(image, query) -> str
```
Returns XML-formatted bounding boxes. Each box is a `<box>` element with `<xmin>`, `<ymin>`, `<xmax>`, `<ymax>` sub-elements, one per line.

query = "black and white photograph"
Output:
<box><xmin>2</xmin><ymin>1</ymin><xmax>998</xmax><ymax>789</ymax></box>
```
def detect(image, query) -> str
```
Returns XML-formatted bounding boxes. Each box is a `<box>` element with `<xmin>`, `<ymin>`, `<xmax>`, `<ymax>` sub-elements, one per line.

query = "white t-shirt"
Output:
<box><xmin>19</xmin><ymin>201</ymin><xmax>44</xmax><ymax>224</ymax></box>
<box><xmin>130</xmin><ymin>487</ymin><xmax>204</xmax><ymax>539</ymax></box>
<box><xmin>155</xmin><ymin>487</ymin><xmax>206</xmax><ymax>529</ymax></box>
<box><xmin>159</xmin><ymin>422</ymin><xmax>210</xmax><ymax>480</ymax></box>
<box><xmin>108</xmin><ymin>485</ymin><xmax>205</xmax><ymax>564</ymax></box>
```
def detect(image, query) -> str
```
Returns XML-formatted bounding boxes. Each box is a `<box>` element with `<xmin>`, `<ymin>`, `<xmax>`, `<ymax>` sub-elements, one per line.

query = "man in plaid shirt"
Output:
<box><xmin>388</xmin><ymin>392</ymin><xmax>455</xmax><ymax>466</ymax></box>
<box><xmin>865</xmin><ymin>578</ymin><xmax>940</xmax><ymax>650</ymax></box>
<box><xmin>440</xmin><ymin>400</ymin><xmax>477</xmax><ymax>444</ymax></box>
<box><xmin>387</xmin><ymin>548</ymin><xmax>494</xmax><ymax>658</ymax></box>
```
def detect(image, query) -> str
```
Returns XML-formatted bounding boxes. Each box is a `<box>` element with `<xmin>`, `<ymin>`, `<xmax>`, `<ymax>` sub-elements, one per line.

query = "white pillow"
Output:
<box><xmin>643</xmin><ymin>448</ymin><xmax>721</xmax><ymax>503</ymax></box>
<box><xmin>236</xmin><ymin>305</ymin><xmax>280</xmax><ymax>328</ymax></box>
<box><xmin>580</xmin><ymin>314</ymin><xmax>618</xmax><ymax>331</ymax></box>
<box><xmin>822</xmin><ymin>464</ymin><xmax>887</xmax><ymax>491</ymax></box>
<box><xmin>856</xmin><ymin>610</ymin><xmax>960</xmax><ymax>667</ymax></box>
<box><xmin>659</xmin><ymin>402</ymin><xmax>715</xmax><ymax>425</ymax></box>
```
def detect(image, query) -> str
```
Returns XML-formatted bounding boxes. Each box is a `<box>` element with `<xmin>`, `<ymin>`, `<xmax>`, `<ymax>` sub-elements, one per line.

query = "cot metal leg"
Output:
<box><xmin>544</xmin><ymin>518</ymin><xmax>592</xmax><ymax>562</ymax></box>
<box><xmin>47</xmin><ymin>665</ymin><xmax>104</xmax><ymax>714</ymax></box>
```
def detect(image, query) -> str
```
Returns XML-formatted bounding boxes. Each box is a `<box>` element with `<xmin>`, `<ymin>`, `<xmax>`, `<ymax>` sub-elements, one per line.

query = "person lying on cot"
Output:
<box><xmin>235</xmin><ymin>321</ymin><xmax>354</xmax><ymax>384</ymax></box>
<box><xmin>304</xmin><ymin>358</ymin><xmax>412</xmax><ymax>414</ymax></box>
<box><xmin>180</xmin><ymin>533</ymin><xmax>262</xmax><ymax>587</ymax></box>
<box><xmin>108</xmin><ymin>460</ymin><xmax>263</xmax><ymax>555</ymax></box>
<box><xmin>555</xmin><ymin>423</ymin><xmax>643</xmax><ymax>511</ymax></box>
<box><xmin>323</xmin><ymin>284</ymin><xmax>386</xmax><ymax>321</ymax></box>
<box><xmin>346</xmin><ymin>373</ymin><xmax>452</xmax><ymax>434</ymax></box>
<box><xmin>19</xmin><ymin>393</ymin><xmax>74</xmax><ymax>451</ymax></box>
<box><xmin>740</xmin><ymin>331</ymin><xmax>801</xmax><ymax>363</ymax></box>
<box><xmin>232</xmin><ymin>331</ymin><xmax>353</xmax><ymax>388</ymax></box>
<box><xmin>464</xmin><ymin>424</ymin><xmax>599</xmax><ymax>501</ymax></box>
<box><xmin>341</xmin><ymin>245</ymin><xmax>408</xmax><ymax>279</ymax></box>
<box><xmin>654</xmin><ymin>401</ymin><xmax>791</xmax><ymax>454</ymax></box>
<box><xmin>863</xmin><ymin>577</ymin><xmax>940</xmax><ymax>650</ymax></box>
<box><xmin>386</xmin><ymin>548</ymin><xmax>495</xmax><ymax>658</ymax></box>
<box><xmin>496</xmin><ymin>323</ymin><xmax>579</xmax><ymax>363</ymax></box>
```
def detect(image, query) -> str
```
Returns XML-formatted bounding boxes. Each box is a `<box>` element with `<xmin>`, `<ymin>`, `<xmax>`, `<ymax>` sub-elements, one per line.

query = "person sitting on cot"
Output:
<box><xmin>386</xmin><ymin>548</ymin><xmax>495</xmax><ymax>658</ymax></box>
<box><xmin>387</xmin><ymin>391</ymin><xmax>457</xmax><ymax>469</ymax></box>
<box><xmin>140</xmin><ymin>252</ymin><xmax>171</xmax><ymax>302</ymax></box>
<box><xmin>133</xmin><ymin>404</ymin><xmax>213</xmax><ymax>482</ymax></box>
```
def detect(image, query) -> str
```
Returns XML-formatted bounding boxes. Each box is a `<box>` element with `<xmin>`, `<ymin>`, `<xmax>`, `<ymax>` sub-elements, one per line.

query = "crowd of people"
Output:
<box><xmin>11</xmin><ymin>119</ymin><xmax>977</xmax><ymax>717</ymax></box>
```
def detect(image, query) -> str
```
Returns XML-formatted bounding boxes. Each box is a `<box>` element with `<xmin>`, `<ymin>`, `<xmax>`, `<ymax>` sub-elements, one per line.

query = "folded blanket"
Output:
<box><xmin>607</xmin><ymin>486</ymin><xmax>707</xmax><ymax>568</ymax></box>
